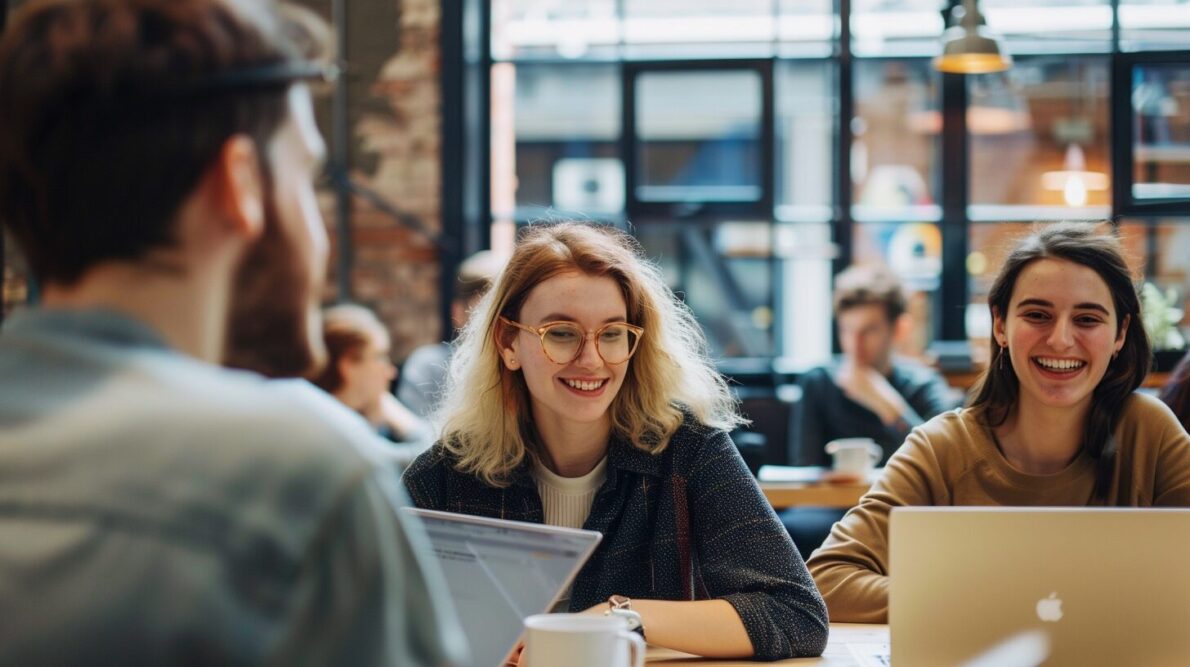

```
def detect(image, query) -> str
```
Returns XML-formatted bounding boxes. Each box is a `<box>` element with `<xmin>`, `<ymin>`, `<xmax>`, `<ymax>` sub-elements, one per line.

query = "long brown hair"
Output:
<box><xmin>968</xmin><ymin>222</ymin><xmax>1151</xmax><ymax>501</ymax></box>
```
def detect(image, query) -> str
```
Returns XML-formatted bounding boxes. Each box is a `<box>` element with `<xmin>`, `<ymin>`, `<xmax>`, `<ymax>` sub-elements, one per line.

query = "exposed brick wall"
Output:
<box><xmin>319</xmin><ymin>0</ymin><xmax>446</xmax><ymax>364</ymax></box>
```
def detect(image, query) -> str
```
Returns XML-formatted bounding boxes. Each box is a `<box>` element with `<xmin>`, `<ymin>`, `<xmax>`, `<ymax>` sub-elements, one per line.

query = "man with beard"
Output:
<box><xmin>0</xmin><ymin>0</ymin><xmax>464</xmax><ymax>664</ymax></box>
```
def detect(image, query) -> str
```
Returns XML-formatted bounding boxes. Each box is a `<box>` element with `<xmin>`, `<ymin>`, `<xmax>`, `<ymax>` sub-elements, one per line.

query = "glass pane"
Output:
<box><xmin>968</xmin><ymin>58</ymin><xmax>1111</xmax><ymax>219</ymax></box>
<box><xmin>776</xmin><ymin>223</ymin><xmax>834</xmax><ymax>366</ymax></box>
<box><xmin>851</xmin><ymin>0</ymin><xmax>946</xmax><ymax>58</ymax></box>
<box><xmin>491</xmin><ymin>0</ymin><xmax>619</xmax><ymax>61</ymax></box>
<box><xmin>635</xmin><ymin>221</ymin><xmax>774</xmax><ymax>358</ymax></box>
<box><xmin>981</xmin><ymin>0</ymin><xmax>1111</xmax><ymax>55</ymax></box>
<box><xmin>622</xmin><ymin>0</ymin><xmax>776</xmax><ymax>59</ymax></box>
<box><xmin>852</xmin><ymin>59</ymin><xmax>941</xmax><ymax>222</ymax></box>
<box><xmin>1118</xmin><ymin>219</ymin><xmax>1190</xmax><ymax>349</ymax></box>
<box><xmin>635</xmin><ymin>69</ymin><xmax>763</xmax><ymax>203</ymax></box>
<box><xmin>501</xmin><ymin>63</ymin><xmax>623</xmax><ymax>219</ymax></box>
<box><xmin>777</xmin><ymin>0</ymin><xmax>835</xmax><ymax>57</ymax></box>
<box><xmin>853</xmin><ymin>222</ymin><xmax>942</xmax><ymax>358</ymax></box>
<box><xmin>967</xmin><ymin>222</ymin><xmax>1033</xmax><ymax>364</ymax></box>
<box><xmin>776</xmin><ymin>60</ymin><xmax>834</xmax><ymax>222</ymax></box>
<box><xmin>1133</xmin><ymin>63</ymin><xmax>1190</xmax><ymax>201</ymax></box>
<box><xmin>1120</xmin><ymin>0</ymin><xmax>1190</xmax><ymax>52</ymax></box>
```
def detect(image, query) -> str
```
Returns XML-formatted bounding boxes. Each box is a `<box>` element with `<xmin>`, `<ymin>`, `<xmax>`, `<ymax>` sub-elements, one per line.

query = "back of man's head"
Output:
<box><xmin>0</xmin><ymin>0</ymin><xmax>312</xmax><ymax>286</ymax></box>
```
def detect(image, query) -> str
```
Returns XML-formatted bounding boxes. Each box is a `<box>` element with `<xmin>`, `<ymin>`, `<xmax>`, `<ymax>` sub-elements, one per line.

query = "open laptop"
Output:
<box><xmin>890</xmin><ymin>507</ymin><xmax>1190</xmax><ymax>666</ymax></box>
<box><xmin>403</xmin><ymin>508</ymin><xmax>602</xmax><ymax>667</ymax></box>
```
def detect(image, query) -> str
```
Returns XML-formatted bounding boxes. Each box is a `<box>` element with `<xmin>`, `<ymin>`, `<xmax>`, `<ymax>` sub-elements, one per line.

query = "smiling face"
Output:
<box><xmin>501</xmin><ymin>271</ymin><xmax>631</xmax><ymax>434</ymax></box>
<box><xmin>993</xmin><ymin>257</ymin><xmax>1128</xmax><ymax>415</ymax></box>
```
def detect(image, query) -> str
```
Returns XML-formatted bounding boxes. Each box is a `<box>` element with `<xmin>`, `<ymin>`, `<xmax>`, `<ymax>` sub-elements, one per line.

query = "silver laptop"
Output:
<box><xmin>403</xmin><ymin>508</ymin><xmax>602</xmax><ymax>667</ymax></box>
<box><xmin>890</xmin><ymin>507</ymin><xmax>1190</xmax><ymax>667</ymax></box>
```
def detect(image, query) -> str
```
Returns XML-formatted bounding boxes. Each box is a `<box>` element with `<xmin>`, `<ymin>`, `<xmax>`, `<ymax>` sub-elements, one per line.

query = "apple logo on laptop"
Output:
<box><xmin>1036</xmin><ymin>592</ymin><xmax>1063</xmax><ymax>622</ymax></box>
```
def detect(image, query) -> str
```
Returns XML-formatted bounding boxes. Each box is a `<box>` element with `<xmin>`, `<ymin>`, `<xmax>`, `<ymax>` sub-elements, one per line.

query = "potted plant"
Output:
<box><xmin>1140</xmin><ymin>282</ymin><xmax>1187</xmax><ymax>373</ymax></box>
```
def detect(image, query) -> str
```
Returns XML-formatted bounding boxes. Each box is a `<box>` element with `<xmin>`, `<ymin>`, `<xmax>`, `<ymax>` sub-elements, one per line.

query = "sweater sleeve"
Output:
<box><xmin>688</xmin><ymin>428</ymin><xmax>829</xmax><ymax>659</ymax></box>
<box><xmin>401</xmin><ymin>445</ymin><xmax>451</xmax><ymax>510</ymax></box>
<box><xmin>806</xmin><ymin>425</ymin><xmax>948</xmax><ymax>623</ymax></box>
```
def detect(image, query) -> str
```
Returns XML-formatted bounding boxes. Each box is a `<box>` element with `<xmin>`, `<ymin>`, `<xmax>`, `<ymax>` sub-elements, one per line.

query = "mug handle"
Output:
<box><xmin>619</xmin><ymin>630</ymin><xmax>646</xmax><ymax>667</ymax></box>
<box><xmin>867</xmin><ymin>443</ymin><xmax>883</xmax><ymax>465</ymax></box>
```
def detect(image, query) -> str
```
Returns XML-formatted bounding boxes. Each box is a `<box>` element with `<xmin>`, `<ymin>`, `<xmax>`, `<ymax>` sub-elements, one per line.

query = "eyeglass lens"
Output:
<box><xmin>542</xmin><ymin>323</ymin><xmax>639</xmax><ymax>364</ymax></box>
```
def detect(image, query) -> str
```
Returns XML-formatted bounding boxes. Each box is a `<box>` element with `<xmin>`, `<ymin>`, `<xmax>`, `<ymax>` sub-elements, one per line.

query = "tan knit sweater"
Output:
<box><xmin>806</xmin><ymin>392</ymin><xmax>1190</xmax><ymax>623</ymax></box>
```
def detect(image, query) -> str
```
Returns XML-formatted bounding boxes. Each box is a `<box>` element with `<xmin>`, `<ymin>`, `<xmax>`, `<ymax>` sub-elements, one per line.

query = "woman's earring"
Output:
<box><xmin>999</xmin><ymin>345</ymin><xmax>1007</xmax><ymax>371</ymax></box>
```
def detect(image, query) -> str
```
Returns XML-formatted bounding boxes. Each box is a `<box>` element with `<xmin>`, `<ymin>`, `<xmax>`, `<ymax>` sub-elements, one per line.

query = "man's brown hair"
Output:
<box><xmin>0</xmin><ymin>0</ymin><xmax>323</xmax><ymax>285</ymax></box>
<box><xmin>832</xmin><ymin>264</ymin><xmax>907</xmax><ymax>323</ymax></box>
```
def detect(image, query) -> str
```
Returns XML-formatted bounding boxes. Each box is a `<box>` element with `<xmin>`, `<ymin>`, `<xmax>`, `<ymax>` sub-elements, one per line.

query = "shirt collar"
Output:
<box><xmin>5</xmin><ymin>308</ymin><xmax>171</xmax><ymax>351</ymax></box>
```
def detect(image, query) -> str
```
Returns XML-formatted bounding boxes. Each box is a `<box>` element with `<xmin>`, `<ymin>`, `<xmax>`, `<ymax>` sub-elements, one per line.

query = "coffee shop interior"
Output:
<box><xmin>3</xmin><ymin>2</ymin><xmax>1189</xmax><ymax>460</ymax></box>
<box><xmin>3</xmin><ymin>0</ymin><xmax>1189</xmax><ymax>462</ymax></box>
<box><xmin>2</xmin><ymin>0</ymin><xmax>1190</xmax><ymax>664</ymax></box>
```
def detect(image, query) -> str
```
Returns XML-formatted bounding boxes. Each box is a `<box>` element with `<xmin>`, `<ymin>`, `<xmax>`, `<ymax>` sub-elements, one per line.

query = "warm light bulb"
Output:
<box><xmin>1063</xmin><ymin>175</ymin><xmax>1088</xmax><ymax>207</ymax></box>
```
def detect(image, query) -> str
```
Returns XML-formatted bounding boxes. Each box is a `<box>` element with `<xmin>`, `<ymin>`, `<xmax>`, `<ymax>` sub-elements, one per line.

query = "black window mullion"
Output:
<box><xmin>940</xmin><ymin>70</ymin><xmax>969</xmax><ymax>342</ymax></box>
<box><xmin>833</xmin><ymin>0</ymin><xmax>854</xmax><ymax>278</ymax></box>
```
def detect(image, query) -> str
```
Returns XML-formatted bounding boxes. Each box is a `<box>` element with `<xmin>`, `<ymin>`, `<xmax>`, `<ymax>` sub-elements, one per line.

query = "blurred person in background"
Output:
<box><xmin>398</xmin><ymin>250</ymin><xmax>503</xmax><ymax>418</ymax></box>
<box><xmin>1159</xmin><ymin>350</ymin><xmax>1190</xmax><ymax>433</ymax></box>
<box><xmin>782</xmin><ymin>265</ymin><xmax>959</xmax><ymax>559</ymax></box>
<box><xmin>313</xmin><ymin>303</ymin><xmax>431</xmax><ymax>451</ymax></box>
<box><xmin>0</xmin><ymin>0</ymin><xmax>463</xmax><ymax>663</ymax></box>
<box><xmin>792</xmin><ymin>264</ymin><xmax>959</xmax><ymax>469</ymax></box>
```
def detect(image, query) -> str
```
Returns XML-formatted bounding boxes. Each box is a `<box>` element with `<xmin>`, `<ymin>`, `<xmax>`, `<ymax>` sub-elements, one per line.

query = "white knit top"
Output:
<box><xmin>533</xmin><ymin>456</ymin><xmax>607</xmax><ymax>529</ymax></box>
<box><xmin>533</xmin><ymin>456</ymin><xmax>607</xmax><ymax>612</ymax></box>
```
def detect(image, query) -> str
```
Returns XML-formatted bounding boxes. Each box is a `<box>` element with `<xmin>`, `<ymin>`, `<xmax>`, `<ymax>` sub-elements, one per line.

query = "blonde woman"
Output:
<box><xmin>403</xmin><ymin>222</ymin><xmax>828</xmax><ymax>660</ymax></box>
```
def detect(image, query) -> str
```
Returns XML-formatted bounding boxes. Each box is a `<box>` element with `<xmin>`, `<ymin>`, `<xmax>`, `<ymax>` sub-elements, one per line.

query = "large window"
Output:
<box><xmin>479</xmin><ymin>0</ymin><xmax>1190</xmax><ymax>366</ymax></box>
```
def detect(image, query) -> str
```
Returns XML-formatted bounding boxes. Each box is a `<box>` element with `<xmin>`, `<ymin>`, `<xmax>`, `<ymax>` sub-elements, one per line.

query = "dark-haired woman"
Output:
<box><xmin>807</xmin><ymin>222</ymin><xmax>1190</xmax><ymax>623</ymax></box>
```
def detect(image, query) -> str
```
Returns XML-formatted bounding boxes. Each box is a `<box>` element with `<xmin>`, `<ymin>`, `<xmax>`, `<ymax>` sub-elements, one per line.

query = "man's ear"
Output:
<box><xmin>212</xmin><ymin>135</ymin><xmax>265</xmax><ymax>239</ymax></box>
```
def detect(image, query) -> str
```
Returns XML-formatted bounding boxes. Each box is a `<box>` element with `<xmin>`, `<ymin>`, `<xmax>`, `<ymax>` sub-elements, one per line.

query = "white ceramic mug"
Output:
<box><xmin>824</xmin><ymin>437</ymin><xmax>882</xmax><ymax>476</ymax></box>
<box><xmin>523</xmin><ymin>613</ymin><xmax>645</xmax><ymax>667</ymax></box>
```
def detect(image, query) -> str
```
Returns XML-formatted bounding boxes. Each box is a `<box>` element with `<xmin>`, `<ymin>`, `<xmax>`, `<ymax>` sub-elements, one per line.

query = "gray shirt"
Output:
<box><xmin>791</xmin><ymin>359</ymin><xmax>961</xmax><ymax>467</ymax></box>
<box><xmin>0</xmin><ymin>309</ymin><xmax>466</xmax><ymax>666</ymax></box>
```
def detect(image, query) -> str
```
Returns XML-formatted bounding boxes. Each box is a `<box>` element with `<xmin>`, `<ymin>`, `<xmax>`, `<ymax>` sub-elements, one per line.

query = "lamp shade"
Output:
<box><xmin>933</xmin><ymin>0</ymin><xmax>1012</xmax><ymax>74</ymax></box>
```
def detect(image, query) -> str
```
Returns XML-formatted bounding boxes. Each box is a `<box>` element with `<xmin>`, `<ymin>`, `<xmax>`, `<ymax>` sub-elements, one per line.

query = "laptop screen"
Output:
<box><xmin>403</xmin><ymin>508</ymin><xmax>602</xmax><ymax>667</ymax></box>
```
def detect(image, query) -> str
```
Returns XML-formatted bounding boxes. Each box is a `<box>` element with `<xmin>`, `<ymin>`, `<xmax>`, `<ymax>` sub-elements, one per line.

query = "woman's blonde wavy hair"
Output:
<box><xmin>434</xmin><ymin>222</ymin><xmax>744</xmax><ymax>487</ymax></box>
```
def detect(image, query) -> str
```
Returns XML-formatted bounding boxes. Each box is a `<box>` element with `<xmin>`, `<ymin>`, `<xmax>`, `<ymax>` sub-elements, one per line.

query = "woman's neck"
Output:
<box><xmin>533</xmin><ymin>411</ymin><xmax>611</xmax><ymax>478</ymax></box>
<box><xmin>993</xmin><ymin>398</ymin><xmax>1090</xmax><ymax>474</ymax></box>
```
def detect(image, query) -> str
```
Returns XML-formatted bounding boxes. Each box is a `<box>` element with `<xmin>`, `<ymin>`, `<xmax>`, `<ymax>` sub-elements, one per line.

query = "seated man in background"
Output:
<box><xmin>398</xmin><ymin>250</ymin><xmax>502</xmax><ymax>418</ymax></box>
<box><xmin>314</xmin><ymin>303</ymin><xmax>431</xmax><ymax>455</ymax></box>
<box><xmin>0</xmin><ymin>0</ymin><xmax>462</xmax><ymax>664</ymax></box>
<box><xmin>793</xmin><ymin>265</ymin><xmax>959</xmax><ymax>466</ymax></box>
<box><xmin>783</xmin><ymin>265</ymin><xmax>958</xmax><ymax>558</ymax></box>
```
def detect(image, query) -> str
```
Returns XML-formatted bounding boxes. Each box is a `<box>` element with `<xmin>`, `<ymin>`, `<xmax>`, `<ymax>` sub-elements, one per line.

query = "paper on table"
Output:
<box><xmin>847</xmin><ymin>643</ymin><xmax>891</xmax><ymax>667</ymax></box>
<box><xmin>756</xmin><ymin>465</ymin><xmax>828</xmax><ymax>483</ymax></box>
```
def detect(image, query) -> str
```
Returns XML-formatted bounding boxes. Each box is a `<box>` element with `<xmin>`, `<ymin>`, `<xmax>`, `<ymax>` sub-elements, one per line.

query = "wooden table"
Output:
<box><xmin>760</xmin><ymin>481</ymin><xmax>870</xmax><ymax>510</ymax></box>
<box><xmin>646</xmin><ymin>624</ymin><xmax>889</xmax><ymax>665</ymax></box>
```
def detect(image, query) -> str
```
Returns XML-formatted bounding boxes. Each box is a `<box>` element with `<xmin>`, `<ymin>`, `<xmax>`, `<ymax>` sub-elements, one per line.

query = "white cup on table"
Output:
<box><xmin>522</xmin><ymin>613</ymin><xmax>645</xmax><ymax>667</ymax></box>
<box><xmin>824</xmin><ymin>437</ymin><xmax>882</xmax><ymax>477</ymax></box>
